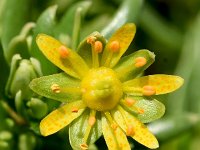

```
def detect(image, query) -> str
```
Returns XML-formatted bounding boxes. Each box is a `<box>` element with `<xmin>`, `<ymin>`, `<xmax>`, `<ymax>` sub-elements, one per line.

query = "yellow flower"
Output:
<box><xmin>30</xmin><ymin>23</ymin><xmax>183</xmax><ymax>150</ymax></box>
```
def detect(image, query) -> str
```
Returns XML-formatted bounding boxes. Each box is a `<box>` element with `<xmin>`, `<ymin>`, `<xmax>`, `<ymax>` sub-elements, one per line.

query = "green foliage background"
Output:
<box><xmin>0</xmin><ymin>0</ymin><xmax>200</xmax><ymax>149</ymax></box>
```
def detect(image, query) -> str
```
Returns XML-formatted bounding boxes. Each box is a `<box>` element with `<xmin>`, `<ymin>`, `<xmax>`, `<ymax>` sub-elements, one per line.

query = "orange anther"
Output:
<box><xmin>109</xmin><ymin>41</ymin><xmax>120</xmax><ymax>52</ymax></box>
<box><xmin>87</xmin><ymin>36</ymin><xmax>96</xmax><ymax>44</ymax></box>
<box><xmin>80</xmin><ymin>143</ymin><xmax>88</xmax><ymax>150</ymax></box>
<box><xmin>126</xmin><ymin>125</ymin><xmax>135</xmax><ymax>136</ymax></box>
<box><xmin>125</xmin><ymin>98</ymin><xmax>136</xmax><ymax>107</ymax></box>
<box><xmin>137</xmin><ymin>108</ymin><xmax>145</xmax><ymax>114</ymax></box>
<box><xmin>58</xmin><ymin>45</ymin><xmax>69</xmax><ymax>58</ymax></box>
<box><xmin>51</xmin><ymin>84</ymin><xmax>60</xmax><ymax>93</ymax></box>
<box><xmin>88</xmin><ymin>116</ymin><xmax>96</xmax><ymax>126</ymax></box>
<box><xmin>143</xmin><ymin>85</ymin><xmax>156</xmax><ymax>96</ymax></box>
<box><xmin>94</xmin><ymin>41</ymin><xmax>103</xmax><ymax>53</ymax></box>
<box><xmin>71</xmin><ymin>108</ymin><xmax>79</xmax><ymax>113</ymax></box>
<box><xmin>134</xmin><ymin>57</ymin><xmax>147</xmax><ymax>68</ymax></box>
<box><xmin>111</xmin><ymin>123</ymin><xmax>118</xmax><ymax>130</ymax></box>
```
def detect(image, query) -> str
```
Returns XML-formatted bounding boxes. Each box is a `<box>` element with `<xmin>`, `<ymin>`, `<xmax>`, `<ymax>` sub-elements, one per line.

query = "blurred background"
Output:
<box><xmin>0</xmin><ymin>0</ymin><xmax>200</xmax><ymax>149</ymax></box>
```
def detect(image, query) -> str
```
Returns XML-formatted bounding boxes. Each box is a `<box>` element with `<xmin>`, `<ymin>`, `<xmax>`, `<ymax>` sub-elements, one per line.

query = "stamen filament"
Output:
<box><xmin>117</xmin><ymin>106</ymin><xmax>135</xmax><ymax>136</ymax></box>
<box><xmin>119</xmin><ymin>101</ymin><xmax>138</xmax><ymax>114</ymax></box>
<box><xmin>62</xmin><ymin>87</ymin><xmax>81</xmax><ymax>93</ymax></box>
<box><xmin>104</xmin><ymin>111</ymin><xmax>118</xmax><ymax>130</ymax></box>
<box><xmin>103</xmin><ymin>52</ymin><xmax>113</xmax><ymax>67</ymax></box>
<box><xmin>120</xmin><ymin>99</ymin><xmax>144</xmax><ymax>115</ymax></box>
<box><xmin>92</xmin><ymin>45</ymin><xmax>99</xmax><ymax>68</ymax></box>
<box><xmin>83</xmin><ymin>110</ymin><xmax>96</xmax><ymax>144</ymax></box>
<box><xmin>123</xmin><ymin>86</ymin><xmax>143</xmax><ymax>96</ymax></box>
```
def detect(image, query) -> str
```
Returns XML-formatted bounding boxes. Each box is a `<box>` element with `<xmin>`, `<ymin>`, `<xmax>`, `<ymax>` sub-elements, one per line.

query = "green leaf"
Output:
<box><xmin>148</xmin><ymin>114</ymin><xmax>200</xmax><ymax>141</ymax></box>
<box><xmin>30</xmin><ymin>5</ymin><xmax>58</xmax><ymax>75</ymax></box>
<box><xmin>121</xmin><ymin>97</ymin><xmax>165</xmax><ymax>123</ymax></box>
<box><xmin>80</xmin><ymin>14</ymin><xmax>111</xmax><ymax>39</ymax></box>
<box><xmin>101</xmin><ymin>0</ymin><xmax>144</xmax><ymax>38</ymax></box>
<box><xmin>29</xmin><ymin>73</ymin><xmax>81</xmax><ymax>103</ymax></box>
<box><xmin>55</xmin><ymin>1</ymin><xmax>92</xmax><ymax>47</ymax></box>
<box><xmin>69</xmin><ymin>110</ymin><xmax>102</xmax><ymax>149</ymax></box>
<box><xmin>0</xmin><ymin>43</ymin><xmax>9</xmax><ymax>99</ymax></box>
<box><xmin>167</xmin><ymin>13</ymin><xmax>200</xmax><ymax>115</ymax></box>
<box><xmin>77</xmin><ymin>32</ymin><xmax>106</xmax><ymax>67</ymax></box>
<box><xmin>113</xmin><ymin>50</ymin><xmax>155</xmax><ymax>82</ymax></box>
<box><xmin>5</xmin><ymin>23</ymin><xmax>35</xmax><ymax>64</ymax></box>
<box><xmin>1</xmin><ymin>0</ymin><xmax>31</xmax><ymax>51</ymax></box>
<box><xmin>0</xmin><ymin>0</ymin><xmax>6</xmax><ymax>38</ymax></box>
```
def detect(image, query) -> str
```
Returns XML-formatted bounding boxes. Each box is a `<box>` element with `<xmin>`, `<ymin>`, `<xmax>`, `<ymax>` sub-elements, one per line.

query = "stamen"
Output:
<box><xmin>83</xmin><ymin>110</ymin><xmax>96</xmax><ymax>144</ymax></box>
<box><xmin>62</xmin><ymin>87</ymin><xmax>81</xmax><ymax>93</ymax></box>
<box><xmin>88</xmin><ymin>116</ymin><xmax>96</xmax><ymax>126</ymax></box>
<box><xmin>71</xmin><ymin>107</ymin><xmax>79</xmax><ymax>113</ymax></box>
<box><xmin>123</xmin><ymin>86</ymin><xmax>142</xmax><ymax>95</ymax></box>
<box><xmin>58</xmin><ymin>45</ymin><xmax>69</xmax><ymax>59</ymax></box>
<box><xmin>143</xmin><ymin>85</ymin><xmax>156</xmax><ymax>96</ymax></box>
<box><xmin>87</xmin><ymin>36</ymin><xmax>101</xmax><ymax>68</ymax></box>
<box><xmin>103</xmin><ymin>52</ymin><xmax>113</xmax><ymax>67</ymax></box>
<box><xmin>80</xmin><ymin>143</ymin><xmax>88</xmax><ymax>150</ymax></box>
<box><xmin>94</xmin><ymin>41</ymin><xmax>103</xmax><ymax>53</ymax></box>
<box><xmin>109</xmin><ymin>41</ymin><xmax>120</xmax><ymax>52</ymax></box>
<box><xmin>51</xmin><ymin>84</ymin><xmax>60</xmax><ymax>93</ymax></box>
<box><xmin>104</xmin><ymin>112</ymin><xmax>118</xmax><ymax>130</ymax></box>
<box><xmin>126</xmin><ymin>125</ymin><xmax>135</xmax><ymax>136</ymax></box>
<box><xmin>125</xmin><ymin>98</ymin><xmax>136</xmax><ymax>107</ymax></box>
<box><xmin>134</xmin><ymin>57</ymin><xmax>147</xmax><ymax>68</ymax></box>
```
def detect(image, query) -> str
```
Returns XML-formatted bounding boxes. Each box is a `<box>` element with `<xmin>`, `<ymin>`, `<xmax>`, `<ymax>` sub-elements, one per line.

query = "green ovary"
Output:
<box><xmin>81</xmin><ymin>67</ymin><xmax>123</xmax><ymax>111</ymax></box>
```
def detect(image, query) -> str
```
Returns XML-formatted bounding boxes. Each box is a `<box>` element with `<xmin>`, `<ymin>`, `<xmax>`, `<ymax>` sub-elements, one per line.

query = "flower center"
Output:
<box><xmin>81</xmin><ymin>67</ymin><xmax>123</xmax><ymax>111</ymax></box>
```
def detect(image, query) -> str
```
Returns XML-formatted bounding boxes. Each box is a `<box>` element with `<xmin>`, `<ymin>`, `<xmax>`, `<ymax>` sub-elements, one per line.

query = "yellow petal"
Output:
<box><xmin>114</xmin><ymin>107</ymin><xmax>159</xmax><ymax>149</ymax></box>
<box><xmin>101</xmin><ymin>23</ymin><xmax>136</xmax><ymax>68</ymax></box>
<box><xmin>36</xmin><ymin>34</ymin><xmax>89</xmax><ymax>78</ymax></box>
<box><xmin>123</xmin><ymin>74</ymin><xmax>184</xmax><ymax>96</ymax></box>
<box><xmin>40</xmin><ymin>100</ymin><xmax>85</xmax><ymax>136</ymax></box>
<box><xmin>102</xmin><ymin>115</ymin><xmax>131</xmax><ymax>150</ymax></box>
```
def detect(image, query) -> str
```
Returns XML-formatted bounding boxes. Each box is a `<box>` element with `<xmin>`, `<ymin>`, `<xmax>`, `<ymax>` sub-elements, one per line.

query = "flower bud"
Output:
<box><xmin>5</xmin><ymin>54</ymin><xmax>42</xmax><ymax>100</ymax></box>
<box><xmin>27</xmin><ymin>98</ymin><xmax>48</xmax><ymax>119</ymax></box>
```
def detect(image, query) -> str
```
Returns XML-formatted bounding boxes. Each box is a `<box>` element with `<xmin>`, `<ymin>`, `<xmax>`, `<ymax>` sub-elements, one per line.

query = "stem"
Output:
<box><xmin>1</xmin><ymin>100</ymin><xmax>26</xmax><ymax>125</ymax></box>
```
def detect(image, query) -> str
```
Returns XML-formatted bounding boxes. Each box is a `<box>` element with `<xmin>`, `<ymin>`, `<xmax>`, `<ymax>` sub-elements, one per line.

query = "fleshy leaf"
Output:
<box><xmin>101</xmin><ymin>23</ymin><xmax>136</xmax><ymax>68</ymax></box>
<box><xmin>102</xmin><ymin>114</ymin><xmax>131</xmax><ymax>150</ymax></box>
<box><xmin>77</xmin><ymin>32</ymin><xmax>106</xmax><ymax>67</ymax></box>
<box><xmin>113</xmin><ymin>50</ymin><xmax>155</xmax><ymax>82</ymax></box>
<box><xmin>40</xmin><ymin>100</ymin><xmax>85</xmax><ymax>136</ymax></box>
<box><xmin>123</xmin><ymin>74</ymin><xmax>184</xmax><ymax>96</ymax></box>
<box><xmin>120</xmin><ymin>97</ymin><xmax>165</xmax><ymax>123</ymax></box>
<box><xmin>36</xmin><ymin>34</ymin><xmax>89</xmax><ymax>78</ymax></box>
<box><xmin>69</xmin><ymin>109</ymin><xmax>102</xmax><ymax>149</ymax></box>
<box><xmin>30</xmin><ymin>6</ymin><xmax>58</xmax><ymax>75</ymax></box>
<box><xmin>113</xmin><ymin>107</ymin><xmax>159</xmax><ymax>149</ymax></box>
<box><xmin>54</xmin><ymin>1</ymin><xmax>92</xmax><ymax>46</ymax></box>
<box><xmin>29</xmin><ymin>73</ymin><xmax>81</xmax><ymax>102</ymax></box>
